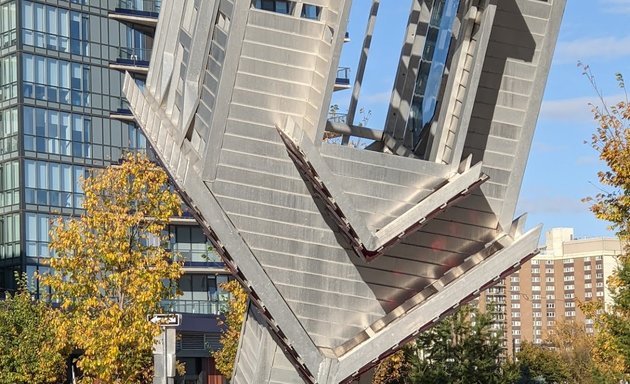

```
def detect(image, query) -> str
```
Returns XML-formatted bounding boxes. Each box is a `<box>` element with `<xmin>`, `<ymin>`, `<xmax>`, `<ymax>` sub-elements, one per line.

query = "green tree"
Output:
<box><xmin>40</xmin><ymin>153</ymin><xmax>183</xmax><ymax>384</ymax></box>
<box><xmin>212</xmin><ymin>279</ymin><xmax>248</xmax><ymax>378</ymax></box>
<box><xmin>0</xmin><ymin>275</ymin><xmax>69</xmax><ymax>384</ymax></box>
<box><xmin>513</xmin><ymin>341</ymin><xmax>571</xmax><ymax>384</ymax></box>
<box><xmin>403</xmin><ymin>305</ymin><xmax>507</xmax><ymax>384</ymax></box>
<box><xmin>581</xmin><ymin>67</ymin><xmax>630</xmax><ymax>382</ymax></box>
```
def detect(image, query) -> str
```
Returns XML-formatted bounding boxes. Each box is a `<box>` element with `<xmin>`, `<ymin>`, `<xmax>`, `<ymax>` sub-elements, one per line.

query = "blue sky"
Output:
<box><xmin>333</xmin><ymin>0</ymin><xmax>630</xmax><ymax>239</ymax></box>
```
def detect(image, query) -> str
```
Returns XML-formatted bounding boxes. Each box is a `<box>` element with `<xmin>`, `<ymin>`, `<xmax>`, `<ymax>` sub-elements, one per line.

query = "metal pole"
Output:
<box><xmin>342</xmin><ymin>0</ymin><xmax>380</xmax><ymax>145</ymax></box>
<box><xmin>162</xmin><ymin>326</ymin><xmax>167</xmax><ymax>384</ymax></box>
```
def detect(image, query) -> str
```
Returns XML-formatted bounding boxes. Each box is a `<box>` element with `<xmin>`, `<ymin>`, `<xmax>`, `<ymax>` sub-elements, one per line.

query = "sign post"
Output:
<box><xmin>150</xmin><ymin>314</ymin><xmax>180</xmax><ymax>384</ymax></box>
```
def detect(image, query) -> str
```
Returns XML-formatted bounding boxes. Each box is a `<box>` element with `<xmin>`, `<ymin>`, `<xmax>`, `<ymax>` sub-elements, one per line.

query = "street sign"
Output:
<box><xmin>149</xmin><ymin>314</ymin><xmax>181</xmax><ymax>327</ymax></box>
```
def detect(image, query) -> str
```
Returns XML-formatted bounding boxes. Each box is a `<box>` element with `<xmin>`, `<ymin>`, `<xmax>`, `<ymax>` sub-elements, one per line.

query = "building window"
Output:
<box><xmin>23</xmin><ymin>107</ymin><xmax>91</xmax><ymax>158</ymax></box>
<box><xmin>584</xmin><ymin>265</ymin><xmax>591</xmax><ymax>271</ymax></box>
<box><xmin>301</xmin><ymin>4</ymin><xmax>322</xmax><ymax>20</ymax></box>
<box><xmin>216</xmin><ymin>11</ymin><xmax>230</xmax><ymax>32</ymax></box>
<box><xmin>564</xmin><ymin>275</ymin><xmax>574</xmax><ymax>281</ymax></box>
<box><xmin>22</xmin><ymin>1</ymin><xmax>89</xmax><ymax>55</ymax></box>
<box><xmin>254</xmin><ymin>0</ymin><xmax>296</xmax><ymax>15</ymax></box>
<box><xmin>532</xmin><ymin>285</ymin><xmax>541</xmax><ymax>291</ymax></box>
<box><xmin>166</xmin><ymin>274</ymin><xmax>233</xmax><ymax>315</ymax></box>
<box><xmin>24</xmin><ymin>160</ymin><xmax>85</xmax><ymax>209</ymax></box>
<box><xmin>169</xmin><ymin>225</ymin><xmax>221</xmax><ymax>264</ymax></box>
<box><xmin>546</xmin><ymin>294</ymin><xmax>555</xmax><ymax>300</ymax></box>
<box><xmin>22</xmin><ymin>54</ymin><xmax>90</xmax><ymax>106</ymax></box>
<box><xmin>546</xmin><ymin>268</ymin><xmax>554</xmax><ymax>274</ymax></box>
<box><xmin>0</xmin><ymin>213</ymin><xmax>20</xmax><ymax>260</ymax></box>
<box><xmin>546</xmin><ymin>277</ymin><xmax>554</xmax><ymax>283</ymax></box>
<box><xmin>533</xmin><ymin>312</ymin><xmax>541</xmax><ymax>318</ymax></box>
<box><xmin>546</xmin><ymin>303</ymin><xmax>555</xmax><ymax>309</ymax></box>
<box><xmin>565</xmin><ymin>301</ymin><xmax>575</xmax><ymax>308</ymax></box>
<box><xmin>585</xmin><ymin>274</ymin><xmax>592</xmax><ymax>280</ymax></box>
<box><xmin>564</xmin><ymin>293</ymin><xmax>575</xmax><ymax>299</ymax></box>
<box><xmin>25</xmin><ymin>212</ymin><xmax>52</xmax><ymax>258</ymax></box>
<box><xmin>564</xmin><ymin>258</ymin><xmax>574</xmax><ymax>264</ymax></box>
<box><xmin>545</xmin><ymin>285</ymin><xmax>555</xmax><ymax>291</ymax></box>
<box><xmin>531</xmin><ymin>268</ymin><xmax>540</xmax><ymax>274</ymax></box>
<box><xmin>596</xmin><ymin>291</ymin><xmax>604</xmax><ymax>297</ymax></box>
<box><xmin>0</xmin><ymin>108</ymin><xmax>18</xmax><ymax>155</ymax></box>
<box><xmin>565</xmin><ymin>311</ymin><xmax>576</xmax><ymax>317</ymax></box>
<box><xmin>564</xmin><ymin>284</ymin><xmax>575</xmax><ymax>290</ymax></box>
<box><xmin>585</xmin><ymin>292</ymin><xmax>593</xmax><ymax>298</ymax></box>
<box><xmin>0</xmin><ymin>160</ymin><xmax>19</xmax><ymax>208</ymax></box>
<box><xmin>0</xmin><ymin>55</ymin><xmax>18</xmax><ymax>101</ymax></box>
<box><xmin>547</xmin><ymin>312</ymin><xmax>555</xmax><ymax>318</ymax></box>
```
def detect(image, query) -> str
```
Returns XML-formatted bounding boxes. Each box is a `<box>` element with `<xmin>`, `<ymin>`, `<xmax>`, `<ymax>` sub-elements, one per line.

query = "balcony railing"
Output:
<box><xmin>336</xmin><ymin>67</ymin><xmax>351</xmax><ymax>87</ymax></box>
<box><xmin>161</xmin><ymin>299</ymin><xmax>228</xmax><ymax>316</ymax></box>
<box><xmin>115</xmin><ymin>0</ymin><xmax>161</xmax><ymax>18</ymax></box>
<box><xmin>115</xmin><ymin>47</ymin><xmax>151</xmax><ymax>67</ymax></box>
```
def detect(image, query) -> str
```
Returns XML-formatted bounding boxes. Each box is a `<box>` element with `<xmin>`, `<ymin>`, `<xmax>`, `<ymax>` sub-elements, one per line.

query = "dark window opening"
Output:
<box><xmin>301</xmin><ymin>4</ymin><xmax>322</xmax><ymax>20</ymax></box>
<box><xmin>254</xmin><ymin>0</ymin><xmax>295</xmax><ymax>15</ymax></box>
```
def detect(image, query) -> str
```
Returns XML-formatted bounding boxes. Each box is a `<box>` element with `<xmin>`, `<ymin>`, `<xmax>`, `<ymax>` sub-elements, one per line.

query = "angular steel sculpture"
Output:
<box><xmin>124</xmin><ymin>0</ymin><xmax>566</xmax><ymax>382</ymax></box>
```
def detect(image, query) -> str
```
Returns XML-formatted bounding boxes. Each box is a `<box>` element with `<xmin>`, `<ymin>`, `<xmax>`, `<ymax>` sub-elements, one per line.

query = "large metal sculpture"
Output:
<box><xmin>124</xmin><ymin>0</ymin><xmax>566</xmax><ymax>382</ymax></box>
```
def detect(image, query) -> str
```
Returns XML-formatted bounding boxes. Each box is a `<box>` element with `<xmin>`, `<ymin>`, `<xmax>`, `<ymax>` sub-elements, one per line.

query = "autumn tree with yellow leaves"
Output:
<box><xmin>40</xmin><ymin>153</ymin><xmax>183</xmax><ymax>384</ymax></box>
<box><xmin>212</xmin><ymin>279</ymin><xmax>248</xmax><ymax>378</ymax></box>
<box><xmin>581</xmin><ymin>68</ymin><xmax>630</xmax><ymax>382</ymax></box>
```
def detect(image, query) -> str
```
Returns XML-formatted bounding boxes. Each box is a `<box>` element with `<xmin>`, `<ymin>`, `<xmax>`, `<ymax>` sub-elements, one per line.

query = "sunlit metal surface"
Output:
<box><xmin>125</xmin><ymin>0</ymin><xmax>566</xmax><ymax>382</ymax></box>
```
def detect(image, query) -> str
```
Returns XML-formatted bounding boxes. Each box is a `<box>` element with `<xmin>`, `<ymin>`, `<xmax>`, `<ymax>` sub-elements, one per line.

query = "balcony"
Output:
<box><xmin>109</xmin><ymin>0</ymin><xmax>161</xmax><ymax>30</ymax></box>
<box><xmin>109</xmin><ymin>47</ymin><xmax>151</xmax><ymax>74</ymax></box>
<box><xmin>110</xmin><ymin>97</ymin><xmax>135</xmax><ymax>121</ymax></box>
<box><xmin>161</xmin><ymin>299</ymin><xmax>228</xmax><ymax>316</ymax></box>
<box><xmin>334</xmin><ymin>67</ymin><xmax>351</xmax><ymax>91</ymax></box>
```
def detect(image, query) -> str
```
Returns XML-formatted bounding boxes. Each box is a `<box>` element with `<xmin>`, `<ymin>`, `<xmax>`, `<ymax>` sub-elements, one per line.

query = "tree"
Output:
<box><xmin>372</xmin><ymin>350</ymin><xmax>406</xmax><ymax>384</ymax></box>
<box><xmin>0</xmin><ymin>274</ymin><xmax>69</xmax><ymax>384</ymax></box>
<box><xmin>40</xmin><ymin>153</ymin><xmax>183</xmax><ymax>384</ymax></box>
<box><xmin>513</xmin><ymin>341</ymin><xmax>571</xmax><ymax>384</ymax></box>
<box><xmin>581</xmin><ymin>67</ymin><xmax>630</xmax><ymax>382</ymax></box>
<box><xmin>402</xmin><ymin>305</ymin><xmax>507</xmax><ymax>384</ymax></box>
<box><xmin>212</xmin><ymin>279</ymin><xmax>248</xmax><ymax>378</ymax></box>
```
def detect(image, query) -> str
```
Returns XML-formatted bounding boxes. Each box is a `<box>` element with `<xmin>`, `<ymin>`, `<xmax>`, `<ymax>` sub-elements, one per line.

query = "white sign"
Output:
<box><xmin>149</xmin><ymin>313</ymin><xmax>181</xmax><ymax>327</ymax></box>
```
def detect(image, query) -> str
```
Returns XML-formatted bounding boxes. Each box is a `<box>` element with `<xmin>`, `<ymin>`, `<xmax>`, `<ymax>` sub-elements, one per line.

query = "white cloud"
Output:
<box><xmin>600</xmin><ymin>0</ymin><xmax>630</xmax><ymax>14</ymax></box>
<box><xmin>539</xmin><ymin>96</ymin><xmax>599</xmax><ymax>122</ymax></box>
<box><xmin>517</xmin><ymin>195</ymin><xmax>588</xmax><ymax>215</ymax></box>
<box><xmin>554</xmin><ymin>36</ymin><xmax>630</xmax><ymax>64</ymax></box>
<box><xmin>539</xmin><ymin>93</ymin><xmax>625</xmax><ymax>122</ymax></box>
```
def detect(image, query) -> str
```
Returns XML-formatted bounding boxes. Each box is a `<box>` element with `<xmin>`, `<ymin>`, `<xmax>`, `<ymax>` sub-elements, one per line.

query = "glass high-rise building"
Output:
<box><xmin>0</xmin><ymin>1</ymin><xmax>227</xmax><ymax>381</ymax></box>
